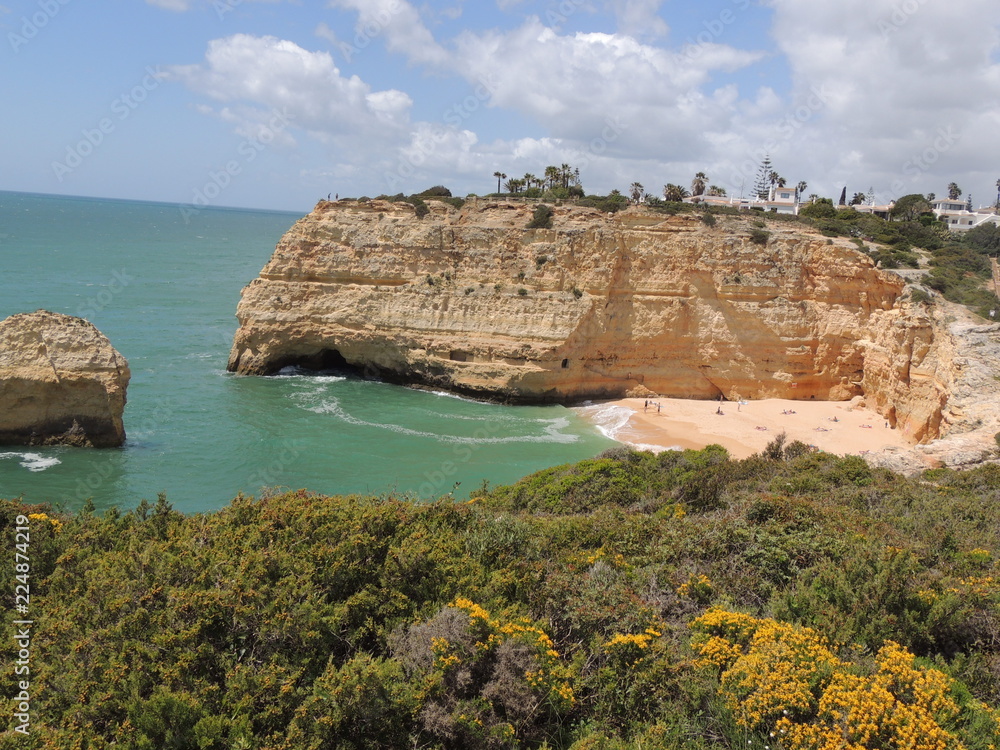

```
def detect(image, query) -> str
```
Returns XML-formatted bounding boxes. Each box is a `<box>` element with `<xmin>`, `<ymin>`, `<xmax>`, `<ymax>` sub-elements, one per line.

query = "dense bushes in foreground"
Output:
<box><xmin>3</xmin><ymin>446</ymin><xmax>1000</xmax><ymax>747</ymax></box>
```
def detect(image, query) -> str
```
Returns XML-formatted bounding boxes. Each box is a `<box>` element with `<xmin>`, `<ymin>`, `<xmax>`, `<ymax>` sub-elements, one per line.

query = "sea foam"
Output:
<box><xmin>0</xmin><ymin>452</ymin><xmax>61</xmax><ymax>472</ymax></box>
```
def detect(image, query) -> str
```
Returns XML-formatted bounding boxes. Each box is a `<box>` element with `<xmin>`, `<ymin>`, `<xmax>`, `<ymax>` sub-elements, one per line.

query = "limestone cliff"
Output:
<box><xmin>865</xmin><ymin>304</ymin><xmax>1000</xmax><ymax>473</ymax></box>
<box><xmin>228</xmin><ymin>199</ymin><xmax>954</xmax><ymax>443</ymax></box>
<box><xmin>0</xmin><ymin>311</ymin><xmax>130</xmax><ymax>447</ymax></box>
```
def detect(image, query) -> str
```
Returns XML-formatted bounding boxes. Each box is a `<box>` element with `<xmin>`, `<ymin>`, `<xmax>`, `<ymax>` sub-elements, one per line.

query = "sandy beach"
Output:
<box><xmin>579</xmin><ymin>397</ymin><xmax>914</xmax><ymax>460</ymax></box>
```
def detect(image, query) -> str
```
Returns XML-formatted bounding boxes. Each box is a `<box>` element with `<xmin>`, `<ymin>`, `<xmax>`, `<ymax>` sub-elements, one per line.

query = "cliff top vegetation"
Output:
<box><xmin>4</xmin><ymin>441</ymin><xmax>1000</xmax><ymax>748</ymax></box>
<box><xmin>338</xmin><ymin>177</ymin><xmax>999</xmax><ymax>321</ymax></box>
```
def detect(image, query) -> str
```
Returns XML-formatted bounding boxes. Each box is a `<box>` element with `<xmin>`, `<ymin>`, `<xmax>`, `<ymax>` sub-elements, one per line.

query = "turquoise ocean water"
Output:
<box><xmin>0</xmin><ymin>191</ymin><xmax>619</xmax><ymax>514</ymax></box>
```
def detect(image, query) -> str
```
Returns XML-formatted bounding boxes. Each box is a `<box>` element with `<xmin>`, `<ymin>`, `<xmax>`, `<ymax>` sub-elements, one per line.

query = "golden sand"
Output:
<box><xmin>583</xmin><ymin>397</ymin><xmax>914</xmax><ymax>459</ymax></box>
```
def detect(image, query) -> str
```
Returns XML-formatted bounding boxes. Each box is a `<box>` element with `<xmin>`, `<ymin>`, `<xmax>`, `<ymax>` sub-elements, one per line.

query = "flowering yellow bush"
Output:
<box><xmin>692</xmin><ymin>609</ymin><xmax>840</xmax><ymax>730</ymax></box>
<box><xmin>677</xmin><ymin>574</ymin><xmax>713</xmax><ymax>603</ymax></box>
<box><xmin>602</xmin><ymin>627</ymin><xmax>664</xmax><ymax>670</ymax></box>
<box><xmin>690</xmin><ymin>609</ymin><xmax>998</xmax><ymax>749</ymax></box>
<box><xmin>446</xmin><ymin>597</ymin><xmax>575</xmax><ymax>710</ymax></box>
<box><xmin>28</xmin><ymin>511</ymin><xmax>63</xmax><ymax>532</ymax></box>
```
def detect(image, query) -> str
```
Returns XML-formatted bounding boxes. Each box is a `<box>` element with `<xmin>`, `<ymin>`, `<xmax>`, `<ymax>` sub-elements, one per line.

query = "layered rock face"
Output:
<box><xmin>228</xmin><ymin>199</ymin><xmax>952</xmax><ymax>441</ymax></box>
<box><xmin>0</xmin><ymin>311</ymin><xmax>130</xmax><ymax>447</ymax></box>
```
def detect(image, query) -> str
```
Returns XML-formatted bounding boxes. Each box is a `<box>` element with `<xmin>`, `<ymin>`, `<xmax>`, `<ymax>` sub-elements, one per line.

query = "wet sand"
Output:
<box><xmin>586</xmin><ymin>397</ymin><xmax>913</xmax><ymax>459</ymax></box>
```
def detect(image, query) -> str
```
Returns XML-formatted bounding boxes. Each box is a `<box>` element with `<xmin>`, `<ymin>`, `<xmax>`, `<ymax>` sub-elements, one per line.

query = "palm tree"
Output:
<box><xmin>849</xmin><ymin>192</ymin><xmax>866</xmax><ymax>206</ymax></box>
<box><xmin>795</xmin><ymin>181</ymin><xmax>807</xmax><ymax>203</ymax></box>
<box><xmin>663</xmin><ymin>184</ymin><xmax>689</xmax><ymax>202</ymax></box>
<box><xmin>544</xmin><ymin>166</ymin><xmax>560</xmax><ymax>190</ymax></box>
<box><xmin>707</xmin><ymin>185</ymin><xmax>727</xmax><ymax>197</ymax></box>
<box><xmin>504</xmin><ymin>178</ymin><xmax>519</xmax><ymax>194</ymax></box>
<box><xmin>494</xmin><ymin>172</ymin><xmax>506</xmax><ymax>194</ymax></box>
<box><xmin>524</xmin><ymin>174</ymin><xmax>537</xmax><ymax>191</ymax></box>
<box><xmin>560</xmin><ymin>164</ymin><xmax>572</xmax><ymax>189</ymax></box>
<box><xmin>691</xmin><ymin>172</ymin><xmax>707</xmax><ymax>197</ymax></box>
<box><xmin>947</xmin><ymin>182</ymin><xmax>962</xmax><ymax>200</ymax></box>
<box><xmin>629</xmin><ymin>182</ymin><xmax>644</xmax><ymax>203</ymax></box>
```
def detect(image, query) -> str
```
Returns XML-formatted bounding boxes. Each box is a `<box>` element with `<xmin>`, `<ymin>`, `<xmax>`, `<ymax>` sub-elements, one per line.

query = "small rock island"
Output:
<box><xmin>0</xmin><ymin>310</ymin><xmax>130</xmax><ymax>448</ymax></box>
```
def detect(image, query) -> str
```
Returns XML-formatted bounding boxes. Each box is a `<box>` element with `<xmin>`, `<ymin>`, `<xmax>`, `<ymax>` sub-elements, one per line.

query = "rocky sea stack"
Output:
<box><xmin>228</xmin><ymin>198</ymin><xmax>1000</xmax><ymax>464</ymax></box>
<box><xmin>0</xmin><ymin>310</ymin><xmax>130</xmax><ymax>448</ymax></box>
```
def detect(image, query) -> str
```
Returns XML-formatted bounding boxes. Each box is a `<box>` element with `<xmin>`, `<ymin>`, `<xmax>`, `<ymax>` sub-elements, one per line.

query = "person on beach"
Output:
<box><xmin>657</xmin><ymin>403</ymin><xmax>661</xmax><ymax>413</ymax></box>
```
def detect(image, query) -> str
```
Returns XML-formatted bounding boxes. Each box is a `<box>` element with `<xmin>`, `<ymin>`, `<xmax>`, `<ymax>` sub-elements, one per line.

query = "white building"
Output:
<box><xmin>930</xmin><ymin>198</ymin><xmax>1000</xmax><ymax>232</ymax></box>
<box><xmin>688</xmin><ymin>185</ymin><xmax>799</xmax><ymax>214</ymax></box>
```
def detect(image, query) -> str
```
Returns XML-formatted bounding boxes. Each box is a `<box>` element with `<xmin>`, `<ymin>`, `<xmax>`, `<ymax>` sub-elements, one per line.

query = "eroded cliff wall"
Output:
<box><xmin>228</xmin><ymin>199</ymin><xmax>953</xmax><ymax>442</ymax></box>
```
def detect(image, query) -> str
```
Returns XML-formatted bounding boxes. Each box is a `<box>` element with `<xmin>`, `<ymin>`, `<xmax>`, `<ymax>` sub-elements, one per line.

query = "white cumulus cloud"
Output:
<box><xmin>165</xmin><ymin>34</ymin><xmax>413</xmax><ymax>143</ymax></box>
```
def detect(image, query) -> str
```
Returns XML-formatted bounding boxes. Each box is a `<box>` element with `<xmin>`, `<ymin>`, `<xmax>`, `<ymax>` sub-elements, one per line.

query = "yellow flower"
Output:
<box><xmin>691</xmin><ymin>609</ymin><xmax>972</xmax><ymax>748</ymax></box>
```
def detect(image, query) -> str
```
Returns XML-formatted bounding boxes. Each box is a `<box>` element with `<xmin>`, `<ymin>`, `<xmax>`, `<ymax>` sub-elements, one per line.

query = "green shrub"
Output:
<box><xmin>749</xmin><ymin>228</ymin><xmax>770</xmax><ymax>245</ymax></box>
<box><xmin>417</xmin><ymin>185</ymin><xmax>452</xmax><ymax>197</ymax></box>
<box><xmin>7</xmin><ymin>442</ymin><xmax>1000</xmax><ymax>747</ymax></box>
<box><xmin>798</xmin><ymin>198</ymin><xmax>836</xmax><ymax>219</ymax></box>
<box><xmin>405</xmin><ymin>196</ymin><xmax>429</xmax><ymax>218</ymax></box>
<box><xmin>527</xmin><ymin>204</ymin><xmax>554</xmax><ymax>229</ymax></box>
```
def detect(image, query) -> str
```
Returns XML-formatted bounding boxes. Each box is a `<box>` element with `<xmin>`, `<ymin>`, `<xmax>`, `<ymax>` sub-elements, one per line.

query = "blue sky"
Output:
<box><xmin>3</xmin><ymin>0</ymin><xmax>1000</xmax><ymax>213</ymax></box>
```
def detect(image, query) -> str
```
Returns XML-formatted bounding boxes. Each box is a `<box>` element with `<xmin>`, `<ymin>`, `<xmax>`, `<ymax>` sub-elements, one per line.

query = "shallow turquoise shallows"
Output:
<box><xmin>0</xmin><ymin>192</ymin><xmax>617</xmax><ymax>513</ymax></box>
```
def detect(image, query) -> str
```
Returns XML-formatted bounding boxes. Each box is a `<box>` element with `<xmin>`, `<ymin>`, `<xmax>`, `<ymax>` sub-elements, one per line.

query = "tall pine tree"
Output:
<box><xmin>753</xmin><ymin>155</ymin><xmax>773</xmax><ymax>199</ymax></box>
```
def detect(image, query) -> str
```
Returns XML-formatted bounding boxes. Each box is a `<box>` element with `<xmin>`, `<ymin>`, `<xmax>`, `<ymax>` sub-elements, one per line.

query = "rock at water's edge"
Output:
<box><xmin>0</xmin><ymin>311</ymin><xmax>130</xmax><ymax>448</ymax></box>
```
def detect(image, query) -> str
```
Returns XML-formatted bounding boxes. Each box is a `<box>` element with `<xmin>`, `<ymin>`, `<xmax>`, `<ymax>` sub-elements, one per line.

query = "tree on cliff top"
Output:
<box><xmin>798</xmin><ymin>197</ymin><xmax>836</xmax><ymax>219</ymax></box>
<box><xmin>890</xmin><ymin>193</ymin><xmax>932</xmax><ymax>222</ymax></box>
<box><xmin>753</xmin><ymin>155</ymin><xmax>773</xmax><ymax>199</ymax></box>
<box><xmin>417</xmin><ymin>186</ymin><xmax>452</xmax><ymax>197</ymax></box>
<box><xmin>662</xmin><ymin>184</ymin><xmax>689</xmax><ymax>202</ymax></box>
<box><xmin>691</xmin><ymin>172</ymin><xmax>707</xmax><ymax>197</ymax></box>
